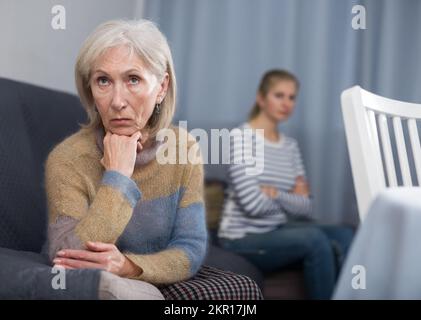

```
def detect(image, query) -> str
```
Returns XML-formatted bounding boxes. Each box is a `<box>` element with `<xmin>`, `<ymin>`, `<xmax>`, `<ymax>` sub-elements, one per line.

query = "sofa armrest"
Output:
<box><xmin>0</xmin><ymin>247</ymin><xmax>100</xmax><ymax>299</ymax></box>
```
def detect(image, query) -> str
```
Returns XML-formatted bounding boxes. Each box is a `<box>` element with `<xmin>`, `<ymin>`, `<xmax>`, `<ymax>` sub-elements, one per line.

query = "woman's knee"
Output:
<box><xmin>338</xmin><ymin>226</ymin><xmax>355</xmax><ymax>252</ymax></box>
<box><xmin>300</xmin><ymin>227</ymin><xmax>332</xmax><ymax>254</ymax></box>
<box><xmin>98</xmin><ymin>271</ymin><xmax>165</xmax><ymax>300</ymax></box>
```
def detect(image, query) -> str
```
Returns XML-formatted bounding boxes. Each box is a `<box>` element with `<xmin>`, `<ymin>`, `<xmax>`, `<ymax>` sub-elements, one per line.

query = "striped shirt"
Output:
<box><xmin>218</xmin><ymin>123</ymin><xmax>312</xmax><ymax>240</ymax></box>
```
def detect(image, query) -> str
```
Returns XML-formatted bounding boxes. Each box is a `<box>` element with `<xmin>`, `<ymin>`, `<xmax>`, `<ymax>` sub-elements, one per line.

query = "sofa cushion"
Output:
<box><xmin>0</xmin><ymin>78</ymin><xmax>86</xmax><ymax>252</ymax></box>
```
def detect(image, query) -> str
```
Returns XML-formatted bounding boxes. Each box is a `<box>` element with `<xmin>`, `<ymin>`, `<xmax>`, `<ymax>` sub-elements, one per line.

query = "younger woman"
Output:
<box><xmin>218</xmin><ymin>70</ymin><xmax>354</xmax><ymax>299</ymax></box>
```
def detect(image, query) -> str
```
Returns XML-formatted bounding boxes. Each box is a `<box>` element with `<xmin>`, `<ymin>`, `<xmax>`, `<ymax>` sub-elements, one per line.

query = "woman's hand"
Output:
<box><xmin>53</xmin><ymin>242</ymin><xmax>142</xmax><ymax>278</ymax></box>
<box><xmin>291</xmin><ymin>176</ymin><xmax>310</xmax><ymax>196</ymax></box>
<box><xmin>100</xmin><ymin>131</ymin><xmax>142</xmax><ymax>178</ymax></box>
<box><xmin>260</xmin><ymin>185</ymin><xmax>278</xmax><ymax>198</ymax></box>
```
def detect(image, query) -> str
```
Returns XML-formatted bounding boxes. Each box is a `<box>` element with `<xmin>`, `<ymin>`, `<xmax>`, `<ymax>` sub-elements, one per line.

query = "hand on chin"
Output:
<box><xmin>106</xmin><ymin>126</ymin><xmax>149</xmax><ymax>152</ymax></box>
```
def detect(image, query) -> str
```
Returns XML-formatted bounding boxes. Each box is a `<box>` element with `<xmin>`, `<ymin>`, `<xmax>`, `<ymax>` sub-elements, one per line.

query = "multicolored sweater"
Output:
<box><xmin>44</xmin><ymin>126</ymin><xmax>207</xmax><ymax>285</ymax></box>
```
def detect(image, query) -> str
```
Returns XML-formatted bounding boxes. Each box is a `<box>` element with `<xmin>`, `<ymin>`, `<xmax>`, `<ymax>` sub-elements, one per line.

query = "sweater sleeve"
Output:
<box><xmin>229</xmin><ymin>133</ymin><xmax>285</xmax><ymax>217</ymax></box>
<box><xmin>124</xmin><ymin>141</ymin><xmax>208</xmax><ymax>285</ymax></box>
<box><xmin>275</xmin><ymin>140</ymin><xmax>312</xmax><ymax>217</ymax></box>
<box><xmin>276</xmin><ymin>192</ymin><xmax>312</xmax><ymax>217</ymax></box>
<box><xmin>45</xmin><ymin>153</ymin><xmax>141</xmax><ymax>261</ymax></box>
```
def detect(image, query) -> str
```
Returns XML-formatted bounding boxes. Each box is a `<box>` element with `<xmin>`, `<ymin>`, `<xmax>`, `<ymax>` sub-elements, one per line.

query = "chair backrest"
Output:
<box><xmin>341</xmin><ymin>86</ymin><xmax>421</xmax><ymax>220</ymax></box>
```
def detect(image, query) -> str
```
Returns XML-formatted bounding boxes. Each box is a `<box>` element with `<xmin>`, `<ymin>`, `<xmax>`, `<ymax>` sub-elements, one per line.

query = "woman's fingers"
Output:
<box><xmin>132</xmin><ymin>131</ymin><xmax>143</xmax><ymax>154</ymax></box>
<box><xmin>53</xmin><ymin>264</ymin><xmax>75</xmax><ymax>270</ymax></box>
<box><xmin>86</xmin><ymin>241</ymin><xmax>115</xmax><ymax>252</ymax></box>
<box><xmin>140</xmin><ymin>131</ymin><xmax>149</xmax><ymax>145</ymax></box>
<box><xmin>295</xmin><ymin>176</ymin><xmax>307</xmax><ymax>186</ymax></box>
<box><xmin>103</xmin><ymin>131</ymin><xmax>110</xmax><ymax>145</ymax></box>
<box><xmin>137</xmin><ymin>141</ymin><xmax>143</xmax><ymax>153</ymax></box>
<box><xmin>260</xmin><ymin>185</ymin><xmax>278</xmax><ymax>198</ymax></box>
<box><xmin>56</xmin><ymin>249</ymin><xmax>104</xmax><ymax>263</ymax></box>
<box><xmin>53</xmin><ymin>258</ymin><xmax>103</xmax><ymax>270</ymax></box>
<box><xmin>131</xmin><ymin>131</ymin><xmax>142</xmax><ymax>143</ymax></box>
<box><xmin>271</xmin><ymin>188</ymin><xmax>277</xmax><ymax>198</ymax></box>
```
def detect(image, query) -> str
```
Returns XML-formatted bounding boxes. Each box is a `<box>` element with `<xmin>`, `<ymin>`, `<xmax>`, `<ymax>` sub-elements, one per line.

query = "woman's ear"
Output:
<box><xmin>256</xmin><ymin>93</ymin><xmax>265</xmax><ymax>110</ymax></box>
<box><xmin>157</xmin><ymin>73</ymin><xmax>169</xmax><ymax>103</ymax></box>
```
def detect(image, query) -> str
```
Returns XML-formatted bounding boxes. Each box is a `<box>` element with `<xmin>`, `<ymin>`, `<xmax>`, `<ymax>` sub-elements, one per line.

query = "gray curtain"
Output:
<box><xmin>141</xmin><ymin>0</ymin><xmax>421</xmax><ymax>225</ymax></box>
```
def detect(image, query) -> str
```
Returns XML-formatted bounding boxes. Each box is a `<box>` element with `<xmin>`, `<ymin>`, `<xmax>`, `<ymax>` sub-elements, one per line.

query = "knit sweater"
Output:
<box><xmin>45</xmin><ymin>126</ymin><xmax>207</xmax><ymax>285</ymax></box>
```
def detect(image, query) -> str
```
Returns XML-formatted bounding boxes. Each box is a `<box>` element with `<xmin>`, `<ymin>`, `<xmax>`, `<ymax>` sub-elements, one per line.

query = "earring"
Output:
<box><xmin>155</xmin><ymin>103</ymin><xmax>161</xmax><ymax>115</ymax></box>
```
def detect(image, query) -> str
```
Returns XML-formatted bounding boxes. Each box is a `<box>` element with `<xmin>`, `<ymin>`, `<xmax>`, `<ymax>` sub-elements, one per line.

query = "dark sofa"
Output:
<box><xmin>0</xmin><ymin>77</ymin><xmax>266</xmax><ymax>299</ymax></box>
<box><xmin>0</xmin><ymin>78</ymin><xmax>102</xmax><ymax>299</ymax></box>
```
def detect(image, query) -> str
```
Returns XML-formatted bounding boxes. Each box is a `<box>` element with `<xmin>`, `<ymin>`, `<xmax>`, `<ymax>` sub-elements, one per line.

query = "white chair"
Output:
<box><xmin>341</xmin><ymin>86</ymin><xmax>421</xmax><ymax>220</ymax></box>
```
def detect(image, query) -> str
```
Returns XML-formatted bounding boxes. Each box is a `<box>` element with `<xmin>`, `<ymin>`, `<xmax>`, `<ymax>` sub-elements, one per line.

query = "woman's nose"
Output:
<box><xmin>110</xmin><ymin>84</ymin><xmax>128</xmax><ymax>110</ymax></box>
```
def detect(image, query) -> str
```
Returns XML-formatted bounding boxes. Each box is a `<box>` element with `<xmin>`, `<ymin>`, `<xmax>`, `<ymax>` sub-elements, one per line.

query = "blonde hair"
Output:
<box><xmin>249</xmin><ymin>69</ymin><xmax>299</xmax><ymax>120</ymax></box>
<box><xmin>75</xmin><ymin>19</ymin><xmax>176</xmax><ymax>138</ymax></box>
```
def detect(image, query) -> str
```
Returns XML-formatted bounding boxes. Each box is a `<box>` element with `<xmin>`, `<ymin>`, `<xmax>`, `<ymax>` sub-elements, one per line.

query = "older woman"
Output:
<box><xmin>44</xmin><ymin>19</ymin><xmax>260</xmax><ymax>300</ymax></box>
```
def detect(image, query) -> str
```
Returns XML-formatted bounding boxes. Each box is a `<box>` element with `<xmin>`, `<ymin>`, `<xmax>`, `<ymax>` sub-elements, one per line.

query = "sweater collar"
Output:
<box><xmin>95</xmin><ymin>127</ymin><xmax>162</xmax><ymax>167</ymax></box>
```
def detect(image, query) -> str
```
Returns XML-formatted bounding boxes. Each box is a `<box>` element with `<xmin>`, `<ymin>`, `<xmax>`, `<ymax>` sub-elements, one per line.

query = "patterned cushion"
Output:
<box><xmin>160</xmin><ymin>265</ymin><xmax>263</xmax><ymax>300</ymax></box>
<box><xmin>204</xmin><ymin>181</ymin><xmax>226</xmax><ymax>230</ymax></box>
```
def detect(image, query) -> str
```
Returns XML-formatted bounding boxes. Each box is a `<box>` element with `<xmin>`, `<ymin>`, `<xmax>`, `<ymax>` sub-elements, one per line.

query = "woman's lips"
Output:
<box><xmin>277</xmin><ymin>109</ymin><xmax>289</xmax><ymax>116</ymax></box>
<box><xmin>110</xmin><ymin>118</ymin><xmax>132</xmax><ymax>125</ymax></box>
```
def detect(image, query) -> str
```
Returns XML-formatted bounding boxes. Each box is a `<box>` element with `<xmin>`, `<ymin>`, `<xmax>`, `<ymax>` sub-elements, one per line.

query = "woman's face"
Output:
<box><xmin>90</xmin><ymin>45</ymin><xmax>168</xmax><ymax>137</ymax></box>
<box><xmin>258</xmin><ymin>80</ymin><xmax>297</xmax><ymax>123</ymax></box>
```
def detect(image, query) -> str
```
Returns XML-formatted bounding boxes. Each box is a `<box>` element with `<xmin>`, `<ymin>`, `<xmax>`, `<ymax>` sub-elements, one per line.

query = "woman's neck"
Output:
<box><xmin>248</xmin><ymin>113</ymin><xmax>280</xmax><ymax>143</ymax></box>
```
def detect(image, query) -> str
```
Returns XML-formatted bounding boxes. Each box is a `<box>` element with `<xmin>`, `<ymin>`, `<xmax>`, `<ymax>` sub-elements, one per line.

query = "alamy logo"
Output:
<box><xmin>351</xmin><ymin>5</ymin><xmax>366</xmax><ymax>30</ymax></box>
<box><xmin>351</xmin><ymin>265</ymin><xmax>366</xmax><ymax>290</ymax></box>
<box><xmin>155</xmin><ymin>121</ymin><xmax>265</xmax><ymax>176</ymax></box>
<box><xmin>51</xmin><ymin>266</ymin><xmax>66</xmax><ymax>290</ymax></box>
<box><xmin>51</xmin><ymin>5</ymin><xmax>66</xmax><ymax>30</ymax></box>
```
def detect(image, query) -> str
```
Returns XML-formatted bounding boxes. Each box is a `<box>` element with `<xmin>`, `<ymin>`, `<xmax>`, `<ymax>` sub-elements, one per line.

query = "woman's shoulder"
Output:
<box><xmin>46</xmin><ymin>128</ymin><xmax>100</xmax><ymax>167</ymax></box>
<box><xmin>234</xmin><ymin>122</ymin><xmax>249</xmax><ymax>131</ymax></box>
<box><xmin>280</xmin><ymin>134</ymin><xmax>298</xmax><ymax>146</ymax></box>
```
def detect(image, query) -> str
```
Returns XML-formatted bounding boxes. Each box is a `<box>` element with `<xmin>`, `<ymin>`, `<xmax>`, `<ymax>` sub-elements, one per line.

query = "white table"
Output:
<box><xmin>333</xmin><ymin>187</ymin><xmax>421</xmax><ymax>299</ymax></box>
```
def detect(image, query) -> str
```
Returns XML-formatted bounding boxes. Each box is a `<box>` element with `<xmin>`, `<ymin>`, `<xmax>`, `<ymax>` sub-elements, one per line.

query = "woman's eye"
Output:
<box><xmin>128</xmin><ymin>76</ymin><xmax>140</xmax><ymax>85</ymax></box>
<box><xmin>97</xmin><ymin>77</ymin><xmax>109</xmax><ymax>86</ymax></box>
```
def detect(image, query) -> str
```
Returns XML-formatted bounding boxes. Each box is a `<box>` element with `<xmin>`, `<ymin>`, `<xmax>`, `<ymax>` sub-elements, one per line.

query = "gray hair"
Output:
<box><xmin>75</xmin><ymin>19</ymin><xmax>176</xmax><ymax>138</ymax></box>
